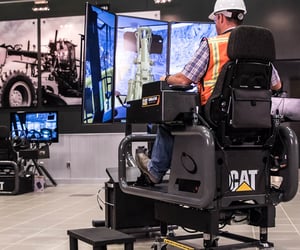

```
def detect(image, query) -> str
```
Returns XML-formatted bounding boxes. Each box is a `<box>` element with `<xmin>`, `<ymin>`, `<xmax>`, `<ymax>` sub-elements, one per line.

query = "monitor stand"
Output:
<box><xmin>19</xmin><ymin>144</ymin><xmax>57</xmax><ymax>187</ymax></box>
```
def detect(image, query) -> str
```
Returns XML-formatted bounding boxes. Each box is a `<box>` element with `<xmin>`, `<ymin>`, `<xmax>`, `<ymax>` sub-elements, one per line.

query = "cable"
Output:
<box><xmin>96</xmin><ymin>186</ymin><xmax>114</xmax><ymax>211</ymax></box>
<box><xmin>181</xmin><ymin>227</ymin><xmax>197</xmax><ymax>233</ymax></box>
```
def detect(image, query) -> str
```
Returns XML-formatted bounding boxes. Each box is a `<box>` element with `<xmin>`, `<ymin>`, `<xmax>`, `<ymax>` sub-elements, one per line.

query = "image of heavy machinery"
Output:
<box><xmin>0</xmin><ymin>30</ymin><xmax>82</xmax><ymax>108</ymax></box>
<box><xmin>126</xmin><ymin>27</ymin><xmax>155</xmax><ymax>102</ymax></box>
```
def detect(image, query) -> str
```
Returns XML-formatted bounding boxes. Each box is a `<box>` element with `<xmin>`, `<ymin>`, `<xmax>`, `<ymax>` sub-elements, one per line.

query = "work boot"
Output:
<box><xmin>135</xmin><ymin>153</ymin><xmax>161</xmax><ymax>184</ymax></box>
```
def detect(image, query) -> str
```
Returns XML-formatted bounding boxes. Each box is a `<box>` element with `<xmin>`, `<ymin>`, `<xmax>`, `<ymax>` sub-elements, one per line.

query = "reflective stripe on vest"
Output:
<box><xmin>200</xmin><ymin>32</ymin><xmax>230</xmax><ymax>105</ymax></box>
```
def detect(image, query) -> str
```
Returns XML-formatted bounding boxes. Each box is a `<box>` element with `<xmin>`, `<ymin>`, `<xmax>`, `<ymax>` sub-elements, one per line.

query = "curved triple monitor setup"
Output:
<box><xmin>82</xmin><ymin>3</ymin><xmax>217</xmax><ymax>124</ymax></box>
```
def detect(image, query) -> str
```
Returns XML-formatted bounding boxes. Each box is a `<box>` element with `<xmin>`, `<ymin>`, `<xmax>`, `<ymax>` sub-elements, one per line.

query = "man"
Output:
<box><xmin>135</xmin><ymin>0</ymin><xmax>282</xmax><ymax>184</ymax></box>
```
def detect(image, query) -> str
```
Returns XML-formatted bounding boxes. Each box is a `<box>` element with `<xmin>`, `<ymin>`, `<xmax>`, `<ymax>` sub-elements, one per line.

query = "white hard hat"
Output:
<box><xmin>208</xmin><ymin>0</ymin><xmax>247</xmax><ymax>20</ymax></box>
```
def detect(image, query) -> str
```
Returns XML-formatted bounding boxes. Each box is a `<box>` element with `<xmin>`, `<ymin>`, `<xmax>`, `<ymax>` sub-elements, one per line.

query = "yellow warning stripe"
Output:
<box><xmin>211</xmin><ymin>40</ymin><xmax>220</xmax><ymax>81</ymax></box>
<box><xmin>209</xmin><ymin>36</ymin><xmax>229</xmax><ymax>42</ymax></box>
<box><xmin>164</xmin><ymin>238</ymin><xmax>194</xmax><ymax>250</ymax></box>
<box><xmin>210</xmin><ymin>37</ymin><xmax>228</xmax><ymax>80</ymax></box>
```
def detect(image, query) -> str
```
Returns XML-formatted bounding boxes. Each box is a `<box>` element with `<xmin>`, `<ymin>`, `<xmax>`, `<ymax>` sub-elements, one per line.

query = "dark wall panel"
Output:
<box><xmin>243</xmin><ymin>0</ymin><xmax>300</xmax><ymax>59</ymax></box>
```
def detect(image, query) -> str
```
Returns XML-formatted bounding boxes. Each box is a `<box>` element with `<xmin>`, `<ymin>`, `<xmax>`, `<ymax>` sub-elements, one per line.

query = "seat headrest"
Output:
<box><xmin>0</xmin><ymin>126</ymin><xmax>10</xmax><ymax>139</ymax></box>
<box><xmin>228</xmin><ymin>25</ymin><xmax>275</xmax><ymax>61</ymax></box>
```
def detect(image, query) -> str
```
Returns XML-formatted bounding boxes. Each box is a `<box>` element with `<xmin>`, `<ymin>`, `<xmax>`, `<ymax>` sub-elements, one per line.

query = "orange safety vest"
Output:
<box><xmin>199</xmin><ymin>32</ymin><xmax>231</xmax><ymax>105</ymax></box>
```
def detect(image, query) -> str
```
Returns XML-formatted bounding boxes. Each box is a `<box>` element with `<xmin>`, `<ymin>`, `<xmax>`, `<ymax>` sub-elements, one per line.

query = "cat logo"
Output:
<box><xmin>229</xmin><ymin>170</ymin><xmax>258</xmax><ymax>192</ymax></box>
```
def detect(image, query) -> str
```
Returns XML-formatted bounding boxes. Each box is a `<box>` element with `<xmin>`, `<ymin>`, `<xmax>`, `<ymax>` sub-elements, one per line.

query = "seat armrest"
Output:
<box><xmin>169</xmin><ymin>84</ymin><xmax>194</xmax><ymax>91</ymax></box>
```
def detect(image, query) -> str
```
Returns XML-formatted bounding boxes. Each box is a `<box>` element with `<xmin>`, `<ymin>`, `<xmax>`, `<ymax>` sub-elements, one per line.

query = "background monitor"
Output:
<box><xmin>10</xmin><ymin>111</ymin><xmax>59</xmax><ymax>143</ymax></box>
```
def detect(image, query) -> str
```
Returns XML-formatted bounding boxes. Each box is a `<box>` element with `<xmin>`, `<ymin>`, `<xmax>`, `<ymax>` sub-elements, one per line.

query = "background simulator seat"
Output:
<box><xmin>0</xmin><ymin>125</ymin><xmax>33</xmax><ymax>195</ymax></box>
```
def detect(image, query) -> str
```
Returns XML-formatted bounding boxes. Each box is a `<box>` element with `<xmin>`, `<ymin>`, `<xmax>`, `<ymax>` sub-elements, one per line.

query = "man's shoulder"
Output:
<box><xmin>207</xmin><ymin>33</ymin><xmax>230</xmax><ymax>43</ymax></box>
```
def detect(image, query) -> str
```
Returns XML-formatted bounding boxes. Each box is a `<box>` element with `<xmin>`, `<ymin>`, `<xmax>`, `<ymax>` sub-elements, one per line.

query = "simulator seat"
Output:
<box><xmin>119</xmin><ymin>26</ymin><xmax>299</xmax><ymax>249</ymax></box>
<box><xmin>0</xmin><ymin>125</ymin><xmax>33</xmax><ymax>195</ymax></box>
<box><xmin>204</xmin><ymin>25</ymin><xmax>298</xmax><ymax>205</ymax></box>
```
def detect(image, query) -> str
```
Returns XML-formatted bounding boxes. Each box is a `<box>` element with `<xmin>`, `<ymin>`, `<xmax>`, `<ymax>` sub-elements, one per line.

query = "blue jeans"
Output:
<box><xmin>148</xmin><ymin>125</ymin><xmax>174</xmax><ymax>180</ymax></box>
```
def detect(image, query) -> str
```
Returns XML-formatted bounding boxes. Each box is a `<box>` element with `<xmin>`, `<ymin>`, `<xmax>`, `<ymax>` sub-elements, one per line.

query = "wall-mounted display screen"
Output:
<box><xmin>10</xmin><ymin>111</ymin><xmax>59</xmax><ymax>143</ymax></box>
<box><xmin>82</xmin><ymin>4</ymin><xmax>216</xmax><ymax>125</ymax></box>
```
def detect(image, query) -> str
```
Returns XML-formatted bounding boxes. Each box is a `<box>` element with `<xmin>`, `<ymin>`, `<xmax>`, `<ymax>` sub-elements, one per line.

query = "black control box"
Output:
<box><xmin>127</xmin><ymin>81</ymin><xmax>199</xmax><ymax>124</ymax></box>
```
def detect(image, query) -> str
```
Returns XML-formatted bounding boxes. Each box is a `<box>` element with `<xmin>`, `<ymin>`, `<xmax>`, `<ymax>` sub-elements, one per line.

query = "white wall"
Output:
<box><xmin>40</xmin><ymin>133</ymin><xmax>125</xmax><ymax>184</ymax></box>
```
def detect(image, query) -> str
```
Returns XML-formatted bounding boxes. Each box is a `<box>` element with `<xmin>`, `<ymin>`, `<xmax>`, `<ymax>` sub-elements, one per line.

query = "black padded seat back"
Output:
<box><xmin>227</xmin><ymin>25</ymin><xmax>275</xmax><ymax>61</ymax></box>
<box><xmin>204</xmin><ymin>25</ymin><xmax>275</xmax><ymax>146</ymax></box>
<box><xmin>0</xmin><ymin>125</ymin><xmax>17</xmax><ymax>161</ymax></box>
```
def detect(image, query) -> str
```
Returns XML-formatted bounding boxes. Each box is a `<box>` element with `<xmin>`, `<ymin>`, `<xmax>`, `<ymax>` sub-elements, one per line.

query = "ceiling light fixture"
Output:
<box><xmin>0</xmin><ymin>0</ymin><xmax>32</xmax><ymax>3</ymax></box>
<box><xmin>154</xmin><ymin>0</ymin><xmax>172</xmax><ymax>4</ymax></box>
<box><xmin>32</xmin><ymin>0</ymin><xmax>49</xmax><ymax>11</ymax></box>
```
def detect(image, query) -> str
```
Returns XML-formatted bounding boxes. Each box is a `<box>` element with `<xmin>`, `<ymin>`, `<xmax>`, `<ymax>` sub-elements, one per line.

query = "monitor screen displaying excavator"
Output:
<box><xmin>114</xmin><ymin>15</ymin><xmax>169</xmax><ymax>122</ymax></box>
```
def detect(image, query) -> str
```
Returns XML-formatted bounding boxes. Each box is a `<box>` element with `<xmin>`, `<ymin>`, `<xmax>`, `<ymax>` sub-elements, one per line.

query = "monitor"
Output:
<box><xmin>82</xmin><ymin>3</ymin><xmax>169</xmax><ymax>124</ymax></box>
<box><xmin>169</xmin><ymin>22</ymin><xmax>217</xmax><ymax>74</ymax></box>
<box><xmin>10</xmin><ymin>111</ymin><xmax>59</xmax><ymax>143</ymax></box>
<box><xmin>115</xmin><ymin>15</ymin><xmax>169</xmax><ymax>122</ymax></box>
<box><xmin>82</xmin><ymin>3</ymin><xmax>116</xmax><ymax>124</ymax></box>
<box><xmin>82</xmin><ymin>5</ymin><xmax>216</xmax><ymax>125</ymax></box>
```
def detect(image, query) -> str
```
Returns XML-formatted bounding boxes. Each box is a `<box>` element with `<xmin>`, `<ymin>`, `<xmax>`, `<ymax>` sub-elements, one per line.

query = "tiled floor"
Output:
<box><xmin>0</xmin><ymin>179</ymin><xmax>299</xmax><ymax>250</ymax></box>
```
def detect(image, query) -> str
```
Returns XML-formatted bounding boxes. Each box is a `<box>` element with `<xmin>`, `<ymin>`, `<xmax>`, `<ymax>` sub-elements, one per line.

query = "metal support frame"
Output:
<box><xmin>154</xmin><ymin>202</ymin><xmax>275</xmax><ymax>250</ymax></box>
